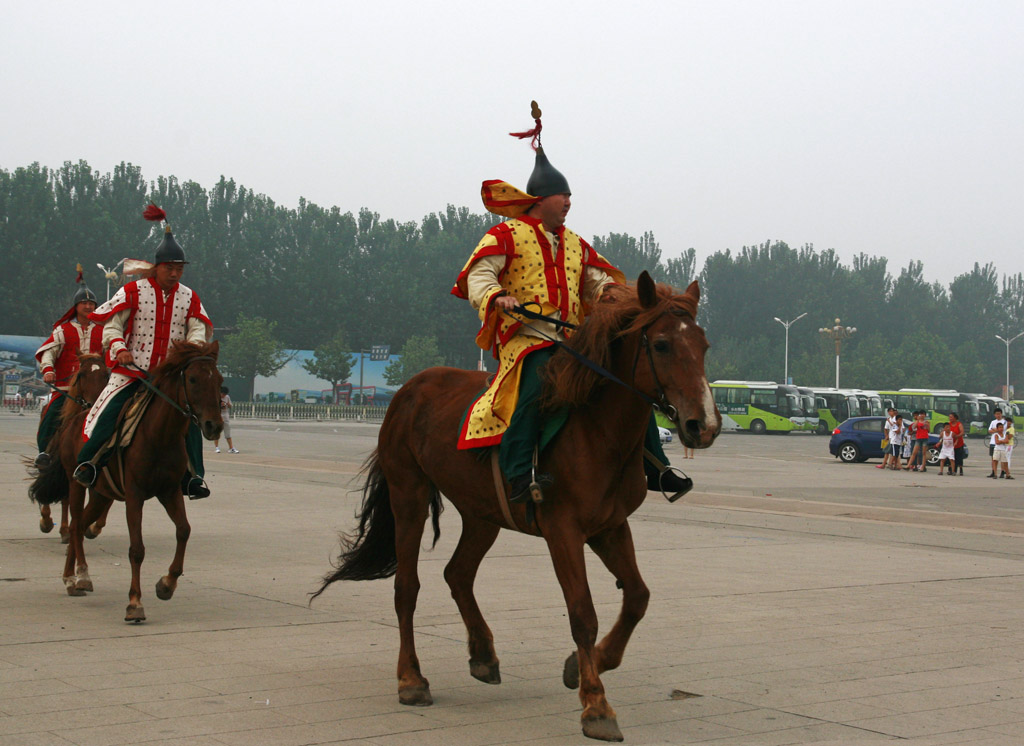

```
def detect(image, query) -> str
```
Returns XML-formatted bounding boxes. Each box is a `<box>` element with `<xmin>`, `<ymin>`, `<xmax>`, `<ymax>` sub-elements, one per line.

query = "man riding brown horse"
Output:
<box><xmin>452</xmin><ymin>101</ymin><xmax>692</xmax><ymax>503</ymax></box>
<box><xmin>72</xmin><ymin>205</ymin><xmax>214</xmax><ymax>499</ymax></box>
<box><xmin>33</xmin><ymin>271</ymin><xmax>104</xmax><ymax>469</ymax></box>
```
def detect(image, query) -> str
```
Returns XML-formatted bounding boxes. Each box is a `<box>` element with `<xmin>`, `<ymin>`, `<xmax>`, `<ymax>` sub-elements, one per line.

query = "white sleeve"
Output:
<box><xmin>465</xmin><ymin>255</ymin><xmax>506</xmax><ymax>311</ymax></box>
<box><xmin>39</xmin><ymin>326</ymin><xmax>65</xmax><ymax>372</ymax></box>
<box><xmin>103</xmin><ymin>309</ymin><xmax>131</xmax><ymax>357</ymax></box>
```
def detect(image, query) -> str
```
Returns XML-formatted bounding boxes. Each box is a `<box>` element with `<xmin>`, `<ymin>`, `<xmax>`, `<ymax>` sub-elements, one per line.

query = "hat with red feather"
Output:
<box><xmin>481</xmin><ymin>101</ymin><xmax>571</xmax><ymax>218</ymax></box>
<box><xmin>143</xmin><ymin>203</ymin><xmax>188</xmax><ymax>264</ymax></box>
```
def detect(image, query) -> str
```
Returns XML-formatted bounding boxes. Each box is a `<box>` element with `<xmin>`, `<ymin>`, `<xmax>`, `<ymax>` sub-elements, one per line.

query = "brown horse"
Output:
<box><xmin>313</xmin><ymin>273</ymin><xmax>721</xmax><ymax>742</ymax></box>
<box><xmin>30</xmin><ymin>341</ymin><xmax>223</xmax><ymax>621</ymax></box>
<box><xmin>36</xmin><ymin>353</ymin><xmax>111</xmax><ymax>542</ymax></box>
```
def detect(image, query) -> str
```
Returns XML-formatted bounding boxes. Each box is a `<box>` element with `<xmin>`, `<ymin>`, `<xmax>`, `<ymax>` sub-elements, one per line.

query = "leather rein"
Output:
<box><xmin>504</xmin><ymin>303</ymin><xmax>680</xmax><ymax>423</ymax></box>
<box><xmin>126</xmin><ymin>356</ymin><xmax>217</xmax><ymax>423</ymax></box>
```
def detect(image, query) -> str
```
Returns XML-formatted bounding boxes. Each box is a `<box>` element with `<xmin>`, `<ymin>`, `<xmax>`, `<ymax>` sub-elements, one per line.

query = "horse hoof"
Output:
<box><xmin>563</xmin><ymin>651</ymin><xmax>580</xmax><ymax>689</ymax></box>
<box><xmin>469</xmin><ymin>659</ymin><xmax>501</xmax><ymax>684</ymax></box>
<box><xmin>155</xmin><ymin>577</ymin><xmax>175</xmax><ymax>600</ymax></box>
<box><xmin>582</xmin><ymin>715</ymin><xmax>623</xmax><ymax>742</ymax></box>
<box><xmin>85</xmin><ymin>524</ymin><xmax>102</xmax><ymax>540</ymax></box>
<box><xmin>398</xmin><ymin>685</ymin><xmax>433</xmax><ymax>706</ymax></box>
<box><xmin>66</xmin><ymin>584</ymin><xmax>86</xmax><ymax>597</ymax></box>
<box><xmin>75</xmin><ymin>577</ymin><xmax>93</xmax><ymax>593</ymax></box>
<box><xmin>40</xmin><ymin>516</ymin><xmax>54</xmax><ymax>533</ymax></box>
<box><xmin>60</xmin><ymin>528</ymin><xmax>70</xmax><ymax>545</ymax></box>
<box><xmin>125</xmin><ymin>604</ymin><xmax>146</xmax><ymax>623</ymax></box>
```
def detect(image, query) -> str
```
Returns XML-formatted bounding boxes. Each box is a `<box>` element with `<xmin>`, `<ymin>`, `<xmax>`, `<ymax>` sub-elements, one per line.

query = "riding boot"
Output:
<box><xmin>183</xmin><ymin>475</ymin><xmax>211</xmax><ymax>500</ymax></box>
<box><xmin>73</xmin><ymin>462</ymin><xmax>98</xmax><ymax>487</ymax></box>
<box><xmin>498</xmin><ymin>347</ymin><xmax>555</xmax><ymax>501</ymax></box>
<box><xmin>36</xmin><ymin>395</ymin><xmax>66</xmax><ymax>452</ymax></box>
<box><xmin>643</xmin><ymin>460</ymin><xmax>694</xmax><ymax>502</ymax></box>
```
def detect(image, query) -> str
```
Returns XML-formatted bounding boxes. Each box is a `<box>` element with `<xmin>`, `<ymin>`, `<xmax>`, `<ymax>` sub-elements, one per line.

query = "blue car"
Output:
<box><xmin>828</xmin><ymin>416</ymin><xmax>969</xmax><ymax>464</ymax></box>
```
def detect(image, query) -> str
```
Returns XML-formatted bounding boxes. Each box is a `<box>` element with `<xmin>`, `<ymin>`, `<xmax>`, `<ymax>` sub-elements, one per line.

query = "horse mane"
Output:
<box><xmin>153</xmin><ymin>341</ymin><xmax>219</xmax><ymax>385</ymax></box>
<box><xmin>541</xmin><ymin>280</ymin><xmax>698</xmax><ymax>409</ymax></box>
<box><xmin>58</xmin><ymin>353</ymin><xmax>107</xmax><ymax>425</ymax></box>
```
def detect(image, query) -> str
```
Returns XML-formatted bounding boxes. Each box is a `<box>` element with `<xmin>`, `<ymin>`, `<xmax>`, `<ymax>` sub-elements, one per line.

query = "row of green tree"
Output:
<box><xmin>3</xmin><ymin>160</ymin><xmax>1022</xmax><ymax>397</ymax></box>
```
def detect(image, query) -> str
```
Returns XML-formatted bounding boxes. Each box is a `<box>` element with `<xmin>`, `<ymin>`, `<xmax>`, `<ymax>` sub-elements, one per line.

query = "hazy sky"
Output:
<box><xmin>2</xmin><ymin>1</ymin><xmax>1021</xmax><ymax>286</ymax></box>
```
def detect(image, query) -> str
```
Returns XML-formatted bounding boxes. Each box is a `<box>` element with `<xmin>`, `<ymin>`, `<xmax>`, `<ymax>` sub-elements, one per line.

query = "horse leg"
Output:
<box><xmin>390</xmin><ymin>478</ymin><xmax>433</xmax><ymax>706</ymax></box>
<box><xmin>85</xmin><ymin>495</ymin><xmax>113</xmax><ymax>539</ymax></box>
<box><xmin>64</xmin><ymin>482</ymin><xmax>90</xmax><ymax>595</ymax></box>
<box><xmin>546</xmin><ymin>526</ymin><xmax>623</xmax><ymax>742</ymax></box>
<box><xmin>124</xmin><ymin>495</ymin><xmax>147</xmax><ymax>623</ymax></box>
<box><xmin>563</xmin><ymin>521</ymin><xmax>649</xmax><ymax>691</ymax></box>
<box><xmin>443</xmin><ymin>516</ymin><xmax>502</xmax><ymax>684</ymax></box>
<box><xmin>154</xmin><ymin>491</ymin><xmax>191</xmax><ymax>601</ymax></box>
<box><xmin>39</xmin><ymin>503</ymin><xmax>54</xmax><ymax>533</ymax></box>
<box><xmin>59</xmin><ymin>497</ymin><xmax>70</xmax><ymax>543</ymax></box>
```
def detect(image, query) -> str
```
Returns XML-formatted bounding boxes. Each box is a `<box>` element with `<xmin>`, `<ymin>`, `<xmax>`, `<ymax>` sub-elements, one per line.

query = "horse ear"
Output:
<box><xmin>685</xmin><ymin>279</ymin><xmax>701</xmax><ymax>303</ymax></box>
<box><xmin>637</xmin><ymin>271</ymin><xmax>658</xmax><ymax>309</ymax></box>
<box><xmin>209</xmin><ymin>340</ymin><xmax>220</xmax><ymax>360</ymax></box>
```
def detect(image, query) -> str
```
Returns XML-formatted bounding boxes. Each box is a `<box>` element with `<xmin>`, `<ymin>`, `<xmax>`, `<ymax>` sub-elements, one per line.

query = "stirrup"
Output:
<box><xmin>185</xmin><ymin>476</ymin><xmax>211</xmax><ymax>500</ymax></box>
<box><xmin>73</xmin><ymin>462</ymin><xmax>97</xmax><ymax>487</ymax></box>
<box><xmin>656</xmin><ymin>466</ymin><xmax>693</xmax><ymax>503</ymax></box>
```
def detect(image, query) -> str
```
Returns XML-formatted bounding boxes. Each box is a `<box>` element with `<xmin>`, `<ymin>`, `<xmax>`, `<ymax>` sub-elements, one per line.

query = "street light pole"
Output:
<box><xmin>773</xmin><ymin>312</ymin><xmax>807</xmax><ymax>384</ymax></box>
<box><xmin>96</xmin><ymin>259</ymin><xmax>125</xmax><ymax>301</ymax></box>
<box><xmin>818</xmin><ymin>318</ymin><xmax>857</xmax><ymax>388</ymax></box>
<box><xmin>995</xmin><ymin>331</ymin><xmax>1024</xmax><ymax>399</ymax></box>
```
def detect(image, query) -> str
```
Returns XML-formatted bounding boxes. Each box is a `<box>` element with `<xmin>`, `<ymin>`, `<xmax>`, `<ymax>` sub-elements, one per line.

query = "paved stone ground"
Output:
<box><xmin>4</xmin><ymin>413</ymin><xmax>1024</xmax><ymax>745</ymax></box>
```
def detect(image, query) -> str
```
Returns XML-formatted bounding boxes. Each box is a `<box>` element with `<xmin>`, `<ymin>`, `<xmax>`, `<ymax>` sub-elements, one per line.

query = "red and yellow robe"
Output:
<box><xmin>452</xmin><ymin>214</ymin><xmax>624</xmax><ymax>448</ymax></box>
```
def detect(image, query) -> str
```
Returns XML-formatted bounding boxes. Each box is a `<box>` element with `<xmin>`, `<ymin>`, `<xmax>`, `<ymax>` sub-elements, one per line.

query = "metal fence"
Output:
<box><xmin>230</xmin><ymin>402</ymin><xmax>389</xmax><ymax>423</ymax></box>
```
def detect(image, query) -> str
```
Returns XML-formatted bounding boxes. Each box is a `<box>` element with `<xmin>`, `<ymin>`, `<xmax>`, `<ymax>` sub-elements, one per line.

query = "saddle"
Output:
<box><xmin>92</xmin><ymin>388</ymin><xmax>155</xmax><ymax>499</ymax></box>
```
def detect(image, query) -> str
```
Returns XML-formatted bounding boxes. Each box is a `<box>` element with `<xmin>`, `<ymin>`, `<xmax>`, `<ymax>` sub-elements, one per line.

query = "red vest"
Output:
<box><xmin>49</xmin><ymin>322</ymin><xmax>104</xmax><ymax>388</ymax></box>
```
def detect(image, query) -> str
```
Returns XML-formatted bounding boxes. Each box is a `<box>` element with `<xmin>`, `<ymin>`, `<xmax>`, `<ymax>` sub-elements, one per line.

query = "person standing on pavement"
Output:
<box><xmin>888</xmin><ymin>413</ymin><xmax>905</xmax><ymax>471</ymax></box>
<box><xmin>949</xmin><ymin>412</ymin><xmax>966</xmax><ymax>476</ymax></box>
<box><xmin>214</xmin><ymin>386</ymin><xmax>239</xmax><ymax>454</ymax></box>
<box><xmin>878</xmin><ymin>406</ymin><xmax>897</xmax><ymax>470</ymax></box>
<box><xmin>989</xmin><ymin>408</ymin><xmax>1007</xmax><ymax>478</ymax></box>
<box><xmin>1002</xmin><ymin>415</ymin><xmax>1015</xmax><ymax>479</ymax></box>
<box><xmin>992</xmin><ymin>422</ymin><xmax>1011</xmax><ymax>479</ymax></box>
<box><xmin>937</xmin><ymin>424</ymin><xmax>955</xmax><ymax>475</ymax></box>
<box><xmin>908</xmin><ymin>410</ymin><xmax>930</xmax><ymax>472</ymax></box>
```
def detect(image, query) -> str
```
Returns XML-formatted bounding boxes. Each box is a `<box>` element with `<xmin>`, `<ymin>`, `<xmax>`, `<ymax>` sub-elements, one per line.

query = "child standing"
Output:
<box><xmin>937</xmin><ymin>423</ymin><xmax>955</xmax><ymax>475</ymax></box>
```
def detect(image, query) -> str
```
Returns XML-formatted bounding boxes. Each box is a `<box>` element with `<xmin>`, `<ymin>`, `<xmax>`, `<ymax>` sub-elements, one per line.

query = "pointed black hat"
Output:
<box><xmin>526</xmin><ymin>145</ymin><xmax>570</xmax><ymax>198</ymax></box>
<box><xmin>154</xmin><ymin>225</ymin><xmax>187</xmax><ymax>264</ymax></box>
<box><xmin>144</xmin><ymin>203</ymin><xmax>188</xmax><ymax>264</ymax></box>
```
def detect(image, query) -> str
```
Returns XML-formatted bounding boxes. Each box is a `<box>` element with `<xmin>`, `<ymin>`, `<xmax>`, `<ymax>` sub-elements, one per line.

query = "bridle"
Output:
<box><xmin>127</xmin><ymin>355</ymin><xmax>217</xmax><ymax>423</ymax></box>
<box><xmin>504</xmin><ymin>304</ymin><xmax>681</xmax><ymax>423</ymax></box>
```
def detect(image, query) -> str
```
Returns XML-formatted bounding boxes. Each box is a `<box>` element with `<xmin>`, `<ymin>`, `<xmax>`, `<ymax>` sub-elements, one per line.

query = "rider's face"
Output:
<box><xmin>532</xmin><ymin>193</ymin><xmax>571</xmax><ymax>231</ymax></box>
<box><xmin>155</xmin><ymin>262</ymin><xmax>184</xmax><ymax>291</ymax></box>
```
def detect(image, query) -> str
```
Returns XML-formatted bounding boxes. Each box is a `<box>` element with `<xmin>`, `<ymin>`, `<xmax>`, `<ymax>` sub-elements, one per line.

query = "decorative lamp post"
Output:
<box><xmin>818</xmin><ymin>318</ymin><xmax>856</xmax><ymax>388</ymax></box>
<box><xmin>773</xmin><ymin>312</ymin><xmax>807</xmax><ymax>384</ymax></box>
<box><xmin>995</xmin><ymin>332</ymin><xmax>1024</xmax><ymax>400</ymax></box>
<box><xmin>96</xmin><ymin>260</ymin><xmax>125</xmax><ymax>301</ymax></box>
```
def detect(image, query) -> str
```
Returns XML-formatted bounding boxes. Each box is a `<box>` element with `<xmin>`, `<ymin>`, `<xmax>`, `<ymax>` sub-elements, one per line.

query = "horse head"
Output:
<box><xmin>159</xmin><ymin>340</ymin><xmax>224</xmax><ymax>440</ymax></box>
<box><xmin>628</xmin><ymin>272</ymin><xmax>721</xmax><ymax>449</ymax></box>
<box><xmin>70</xmin><ymin>353</ymin><xmax>110</xmax><ymax>405</ymax></box>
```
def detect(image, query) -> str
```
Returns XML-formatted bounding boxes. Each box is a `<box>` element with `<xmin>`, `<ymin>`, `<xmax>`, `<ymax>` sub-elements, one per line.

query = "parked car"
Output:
<box><xmin>658</xmin><ymin>426</ymin><xmax>673</xmax><ymax>444</ymax></box>
<box><xmin>828</xmin><ymin>416</ymin><xmax>969</xmax><ymax>465</ymax></box>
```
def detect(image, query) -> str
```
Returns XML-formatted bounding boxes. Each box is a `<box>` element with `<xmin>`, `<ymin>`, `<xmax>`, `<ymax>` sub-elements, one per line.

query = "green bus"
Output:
<box><xmin>812</xmin><ymin>388</ymin><xmax>863</xmax><ymax>434</ymax></box>
<box><xmin>710</xmin><ymin>380</ymin><xmax>802</xmax><ymax>433</ymax></box>
<box><xmin>796</xmin><ymin>387</ymin><xmax>820</xmax><ymax>432</ymax></box>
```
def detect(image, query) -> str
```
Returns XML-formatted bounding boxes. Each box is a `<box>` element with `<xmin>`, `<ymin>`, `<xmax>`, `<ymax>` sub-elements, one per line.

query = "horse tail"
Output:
<box><xmin>310</xmin><ymin>450</ymin><xmax>443</xmax><ymax>599</ymax></box>
<box><xmin>26</xmin><ymin>453</ymin><xmax>68</xmax><ymax>506</ymax></box>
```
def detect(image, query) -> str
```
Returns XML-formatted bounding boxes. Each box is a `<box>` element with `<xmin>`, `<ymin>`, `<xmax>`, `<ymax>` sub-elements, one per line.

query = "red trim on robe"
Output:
<box><xmin>456</xmin><ymin>340</ymin><xmax>554</xmax><ymax>450</ymax></box>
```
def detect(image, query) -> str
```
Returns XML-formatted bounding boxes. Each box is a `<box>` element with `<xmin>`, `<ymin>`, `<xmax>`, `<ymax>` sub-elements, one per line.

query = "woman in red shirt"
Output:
<box><xmin>949</xmin><ymin>412</ymin><xmax>965</xmax><ymax>476</ymax></box>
